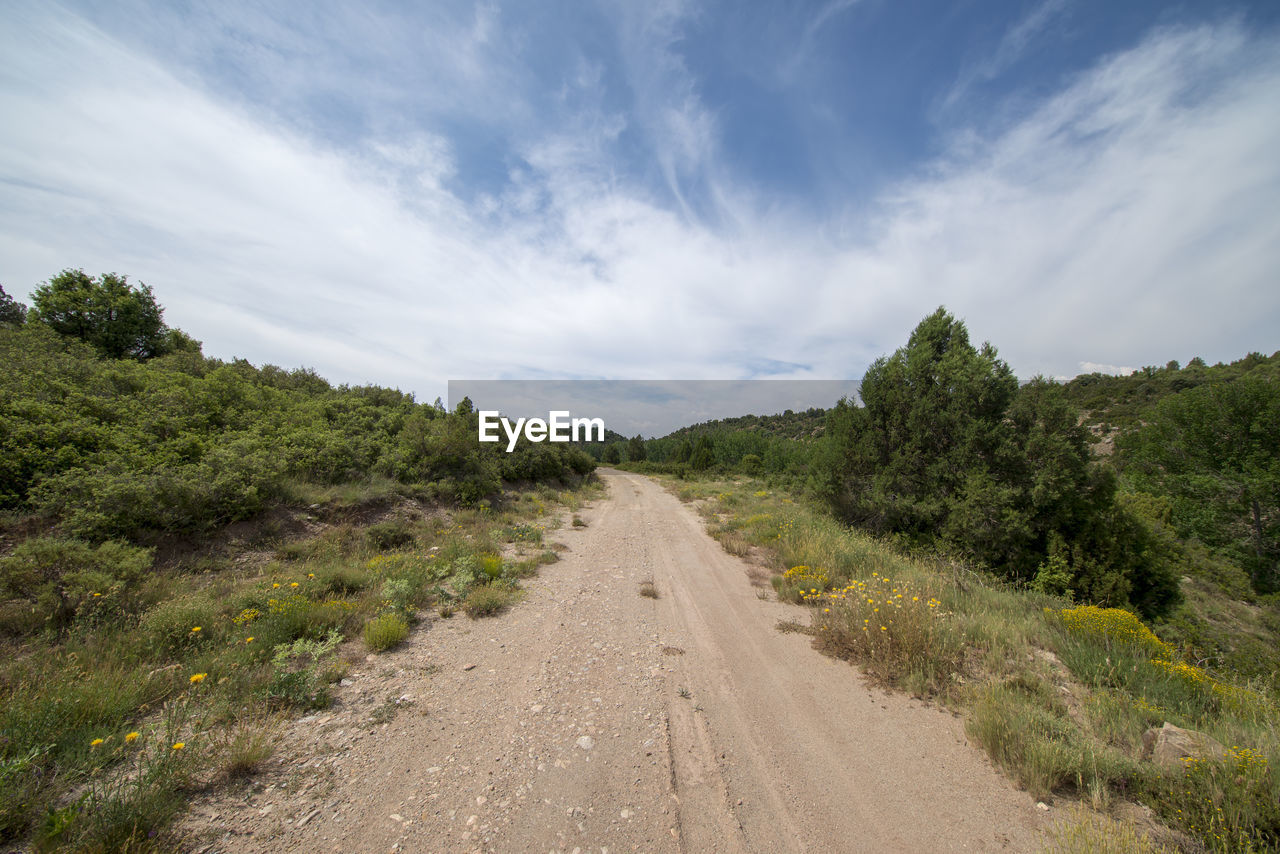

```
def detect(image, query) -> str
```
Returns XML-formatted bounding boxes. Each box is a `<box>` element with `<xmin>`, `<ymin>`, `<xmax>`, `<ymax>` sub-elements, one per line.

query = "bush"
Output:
<box><xmin>365</xmin><ymin>521</ymin><xmax>415</xmax><ymax>552</ymax></box>
<box><xmin>462</xmin><ymin>584</ymin><xmax>515</xmax><ymax>618</ymax></box>
<box><xmin>363</xmin><ymin>613</ymin><xmax>410</xmax><ymax>652</ymax></box>
<box><xmin>265</xmin><ymin>630</ymin><xmax>342</xmax><ymax>709</ymax></box>
<box><xmin>0</xmin><ymin>537</ymin><xmax>153</xmax><ymax>634</ymax></box>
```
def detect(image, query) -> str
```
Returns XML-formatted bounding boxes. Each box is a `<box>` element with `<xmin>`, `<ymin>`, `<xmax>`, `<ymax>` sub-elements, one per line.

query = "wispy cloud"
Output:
<box><xmin>1</xmin><ymin>4</ymin><xmax>1277</xmax><ymax>402</ymax></box>
<box><xmin>939</xmin><ymin>0</ymin><xmax>1069</xmax><ymax>114</ymax></box>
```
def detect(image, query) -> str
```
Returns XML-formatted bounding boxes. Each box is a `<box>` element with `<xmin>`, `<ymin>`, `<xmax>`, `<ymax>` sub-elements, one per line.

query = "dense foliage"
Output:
<box><xmin>0</xmin><ymin>322</ymin><xmax>592</xmax><ymax>542</ymax></box>
<box><xmin>1062</xmin><ymin>351</ymin><xmax>1279</xmax><ymax>429</ymax></box>
<box><xmin>0</xmin><ymin>285</ymin><xmax>26</xmax><ymax>327</ymax></box>
<box><xmin>812</xmin><ymin>308</ymin><xmax>1180</xmax><ymax>619</ymax></box>
<box><xmin>1120</xmin><ymin>374</ymin><xmax>1279</xmax><ymax>593</ymax></box>
<box><xmin>28</xmin><ymin>269</ymin><xmax>180</xmax><ymax>360</ymax></box>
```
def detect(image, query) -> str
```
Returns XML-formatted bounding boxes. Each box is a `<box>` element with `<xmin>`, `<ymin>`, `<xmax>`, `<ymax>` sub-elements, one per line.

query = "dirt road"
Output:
<box><xmin>187</xmin><ymin>470</ymin><xmax>1050</xmax><ymax>853</ymax></box>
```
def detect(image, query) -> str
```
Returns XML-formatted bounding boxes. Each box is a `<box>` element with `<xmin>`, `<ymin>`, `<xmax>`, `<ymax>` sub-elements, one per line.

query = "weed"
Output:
<box><xmin>1044</xmin><ymin>805</ymin><xmax>1175</xmax><ymax>853</ymax></box>
<box><xmin>266</xmin><ymin>630</ymin><xmax>343</xmax><ymax>709</ymax></box>
<box><xmin>463</xmin><ymin>584</ymin><xmax>517</xmax><ymax>618</ymax></box>
<box><xmin>364</xmin><ymin>613</ymin><xmax>410</xmax><ymax>652</ymax></box>
<box><xmin>639</xmin><ymin>580</ymin><xmax>659</xmax><ymax>599</ymax></box>
<box><xmin>214</xmin><ymin>718</ymin><xmax>278</xmax><ymax>780</ymax></box>
<box><xmin>572</xmin><ymin>515</ymin><xmax>587</xmax><ymax>527</ymax></box>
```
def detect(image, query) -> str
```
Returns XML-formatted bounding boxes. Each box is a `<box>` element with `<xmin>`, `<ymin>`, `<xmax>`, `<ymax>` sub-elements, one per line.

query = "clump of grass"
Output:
<box><xmin>966</xmin><ymin>682</ymin><xmax>1140</xmax><ymax>800</ymax></box>
<box><xmin>1142</xmin><ymin>746</ymin><xmax>1279</xmax><ymax>852</ymax></box>
<box><xmin>1045</xmin><ymin>805</ymin><xmax>1175</xmax><ymax>853</ymax></box>
<box><xmin>809</xmin><ymin>572</ymin><xmax>961</xmax><ymax>694</ymax></box>
<box><xmin>364</xmin><ymin>520</ymin><xmax>415</xmax><ymax>552</ymax></box>
<box><xmin>363</xmin><ymin>613</ymin><xmax>410</xmax><ymax>652</ymax></box>
<box><xmin>639</xmin><ymin>580</ymin><xmax>659</xmax><ymax>599</ymax></box>
<box><xmin>215</xmin><ymin>719</ymin><xmax>278</xmax><ymax>780</ymax></box>
<box><xmin>463</xmin><ymin>584</ymin><xmax>516</xmax><ymax>618</ymax></box>
<box><xmin>572</xmin><ymin>515</ymin><xmax>587</xmax><ymax>527</ymax></box>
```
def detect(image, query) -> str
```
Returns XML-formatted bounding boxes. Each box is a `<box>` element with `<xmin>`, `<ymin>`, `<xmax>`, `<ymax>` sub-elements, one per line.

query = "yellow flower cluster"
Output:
<box><xmin>1151</xmin><ymin>657</ymin><xmax>1211</xmax><ymax>687</ymax></box>
<box><xmin>805</xmin><ymin>572</ymin><xmax>942</xmax><ymax>633</ymax></box>
<box><xmin>1059</xmin><ymin>604</ymin><xmax>1173</xmax><ymax>657</ymax></box>
<box><xmin>232</xmin><ymin>607</ymin><xmax>261</xmax><ymax>625</ymax></box>
<box><xmin>753</xmin><ymin>490</ymin><xmax>768</xmax><ymax>498</ymax></box>
<box><xmin>1063</xmin><ymin>605</ymin><xmax>1275</xmax><ymax>716</ymax></box>
<box><xmin>267</xmin><ymin>594</ymin><xmax>306</xmax><ymax>615</ymax></box>
<box><xmin>783</xmin><ymin>564</ymin><xmax>830</xmax><ymax>590</ymax></box>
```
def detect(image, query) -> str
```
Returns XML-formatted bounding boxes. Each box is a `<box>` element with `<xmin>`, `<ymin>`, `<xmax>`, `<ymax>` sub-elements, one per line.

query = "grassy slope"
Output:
<box><xmin>672</xmin><ymin>475</ymin><xmax>1279</xmax><ymax>854</ymax></box>
<box><xmin>0</xmin><ymin>475</ymin><xmax>599</xmax><ymax>850</ymax></box>
<box><xmin>1061</xmin><ymin>354</ymin><xmax>1280</xmax><ymax>692</ymax></box>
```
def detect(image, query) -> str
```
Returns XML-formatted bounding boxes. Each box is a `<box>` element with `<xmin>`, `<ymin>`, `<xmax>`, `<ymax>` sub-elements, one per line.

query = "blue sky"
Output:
<box><xmin>2</xmin><ymin>0</ymin><xmax>1278</xmax><ymax>401</ymax></box>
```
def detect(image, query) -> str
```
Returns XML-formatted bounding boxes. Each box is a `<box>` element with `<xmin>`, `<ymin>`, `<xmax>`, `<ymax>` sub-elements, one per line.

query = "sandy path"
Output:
<box><xmin>185</xmin><ymin>470</ymin><xmax>1049</xmax><ymax>853</ymax></box>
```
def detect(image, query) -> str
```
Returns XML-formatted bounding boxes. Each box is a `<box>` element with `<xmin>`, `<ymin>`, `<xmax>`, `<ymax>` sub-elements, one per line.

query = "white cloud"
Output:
<box><xmin>1078</xmin><ymin>362</ymin><xmax>1138</xmax><ymax>377</ymax></box>
<box><xmin>0</xmin><ymin>6</ymin><xmax>1277</xmax><ymax>404</ymax></box>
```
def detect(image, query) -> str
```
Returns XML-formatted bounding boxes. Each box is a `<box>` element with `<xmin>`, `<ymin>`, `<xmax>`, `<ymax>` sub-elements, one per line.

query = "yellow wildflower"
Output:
<box><xmin>172</xmin><ymin>742</ymin><xmax>185</xmax><ymax>751</ymax></box>
<box><xmin>125</xmin><ymin>731</ymin><xmax>139</xmax><ymax>743</ymax></box>
<box><xmin>189</xmin><ymin>673</ymin><xmax>207</xmax><ymax>684</ymax></box>
<box><xmin>90</xmin><ymin>738</ymin><xmax>104</xmax><ymax>747</ymax></box>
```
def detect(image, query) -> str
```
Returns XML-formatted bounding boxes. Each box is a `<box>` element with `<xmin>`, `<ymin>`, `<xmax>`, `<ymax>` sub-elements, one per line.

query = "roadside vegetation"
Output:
<box><xmin>0</xmin><ymin>274</ymin><xmax>598</xmax><ymax>851</ymax></box>
<box><xmin>644</xmin><ymin>308</ymin><xmax>1277</xmax><ymax>853</ymax></box>
<box><xmin>627</xmin><ymin>307</ymin><xmax>1277</xmax><ymax>852</ymax></box>
<box><xmin>679</xmin><ymin>476</ymin><xmax>1278</xmax><ymax>852</ymax></box>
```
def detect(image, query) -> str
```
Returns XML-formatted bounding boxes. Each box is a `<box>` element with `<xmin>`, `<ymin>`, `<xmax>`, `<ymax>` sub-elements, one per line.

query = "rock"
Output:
<box><xmin>576</xmin><ymin>735</ymin><xmax>595</xmax><ymax>750</ymax></box>
<box><xmin>1142</xmin><ymin>722</ymin><xmax>1227</xmax><ymax>769</ymax></box>
<box><xmin>1036</xmin><ymin>802</ymin><xmax>1049</xmax><ymax>811</ymax></box>
<box><xmin>462</xmin><ymin>663</ymin><xmax>477</xmax><ymax>671</ymax></box>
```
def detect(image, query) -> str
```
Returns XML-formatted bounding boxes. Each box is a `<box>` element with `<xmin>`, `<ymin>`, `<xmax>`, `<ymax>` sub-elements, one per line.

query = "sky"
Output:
<box><xmin>2</xmin><ymin>0</ymin><xmax>1278</xmax><ymax>403</ymax></box>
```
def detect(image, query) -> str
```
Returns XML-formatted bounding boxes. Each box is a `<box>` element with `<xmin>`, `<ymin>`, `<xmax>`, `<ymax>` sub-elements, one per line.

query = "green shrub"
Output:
<box><xmin>0</xmin><ymin>537</ymin><xmax>153</xmax><ymax>634</ymax></box>
<box><xmin>478</xmin><ymin>553</ymin><xmax>503</xmax><ymax>580</ymax></box>
<box><xmin>363</xmin><ymin>614</ymin><xmax>409</xmax><ymax>652</ymax></box>
<box><xmin>265</xmin><ymin>630</ymin><xmax>342</xmax><ymax>709</ymax></box>
<box><xmin>364</xmin><ymin>521</ymin><xmax>415</xmax><ymax>552</ymax></box>
<box><xmin>462</xmin><ymin>584</ymin><xmax>515</xmax><ymax>618</ymax></box>
<box><xmin>138</xmin><ymin>596</ymin><xmax>221</xmax><ymax>658</ymax></box>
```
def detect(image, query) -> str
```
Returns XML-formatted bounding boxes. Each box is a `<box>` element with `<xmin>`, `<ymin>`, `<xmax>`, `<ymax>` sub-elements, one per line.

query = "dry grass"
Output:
<box><xmin>639</xmin><ymin>580</ymin><xmax>659</xmax><ymax>599</ymax></box>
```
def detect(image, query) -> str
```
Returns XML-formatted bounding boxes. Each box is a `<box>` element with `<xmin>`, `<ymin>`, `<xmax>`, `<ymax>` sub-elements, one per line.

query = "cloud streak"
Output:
<box><xmin>1</xmin><ymin>4</ymin><xmax>1277</xmax><ymax>404</ymax></box>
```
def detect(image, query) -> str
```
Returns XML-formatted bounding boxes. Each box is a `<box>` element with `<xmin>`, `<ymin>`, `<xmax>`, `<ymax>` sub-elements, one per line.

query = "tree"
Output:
<box><xmin>818</xmin><ymin>307</ymin><xmax>1179</xmax><ymax>618</ymax></box>
<box><xmin>689</xmin><ymin>436</ymin><xmax>715</xmax><ymax>471</ymax></box>
<box><xmin>602</xmin><ymin>443</ymin><xmax>622</xmax><ymax>464</ymax></box>
<box><xmin>1122</xmin><ymin>375</ymin><xmax>1280</xmax><ymax>592</ymax></box>
<box><xmin>825</xmin><ymin>307</ymin><xmax>1018</xmax><ymax>536</ymax></box>
<box><xmin>0</xmin><ymin>285</ymin><xmax>26</xmax><ymax>326</ymax></box>
<box><xmin>626</xmin><ymin>435</ymin><xmax>647</xmax><ymax>462</ymax></box>
<box><xmin>31</xmin><ymin>269</ymin><xmax>169</xmax><ymax>359</ymax></box>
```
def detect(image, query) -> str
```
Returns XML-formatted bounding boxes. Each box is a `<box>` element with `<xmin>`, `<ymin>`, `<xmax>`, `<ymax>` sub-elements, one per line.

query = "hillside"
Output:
<box><xmin>0</xmin><ymin>289</ymin><xmax>598</xmax><ymax>850</ymax></box>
